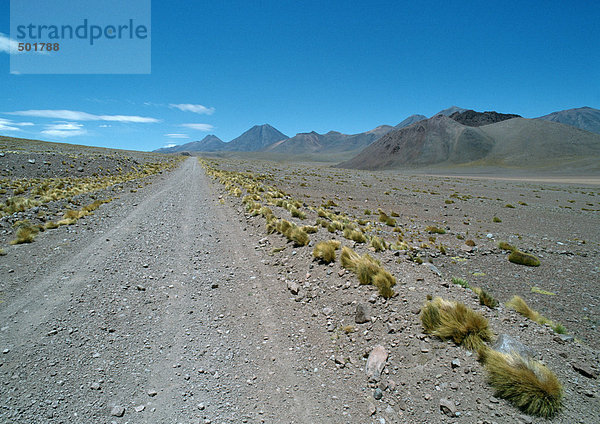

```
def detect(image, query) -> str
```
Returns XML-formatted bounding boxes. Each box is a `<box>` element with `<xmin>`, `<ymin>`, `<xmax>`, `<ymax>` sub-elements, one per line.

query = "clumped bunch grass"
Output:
<box><xmin>426</xmin><ymin>226</ymin><xmax>446</xmax><ymax>234</ymax></box>
<box><xmin>472</xmin><ymin>287</ymin><xmax>499</xmax><ymax>308</ymax></box>
<box><xmin>10</xmin><ymin>225</ymin><xmax>39</xmax><ymax>245</ymax></box>
<box><xmin>451</xmin><ymin>277</ymin><xmax>470</xmax><ymax>288</ymax></box>
<box><xmin>268</xmin><ymin>218</ymin><xmax>310</xmax><ymax>247</ymax></box>
<box><xmin>312</xmin><ymin>240</ymin><xmax>341</xmax><ymax>263</ymax></box>
<box><xmin>506</xmin><ymin>295</ymin><xmax>565</xmax><ymax>333</ymax></box>
<box><xmin>493</xmin><ymin>216</ymin><xmax>502</xmax><ymax>223</ymax></box>
<box><xmin>343</xmin><ymin>228</ymin><xmax>367</xmax><ymax>243</ymax></box>
<box><xmin>478</xmin><ymin>348</ymin><xmax>563</xmax><ymax>418</ymax></box>
<box><xmin>508</xmin><ymin>250</ymin><xmax>540</xmax><ymax>267</ymax></box>
<box><xmin>498</xmin><ymin>241</ymin><xmax>516</xmax><ymax>251</ymax></box>
<box><xmin>369</xmin><ymin>236</ymin><xmax>387</xmax><ymax>252</ymax></box>
<box><xmin>378</xmin><ymin>210</ymin><xmax>396</xmax><ymax>227</ymax></box>
<box><xmin>340</xmin><ymin>246</ymin><xmax>396</xmax><ymax>298</ymax></box>
<box><xmin>420</xmin><ymin>297</ymin><xmax>493</xmax><ymax>351</ymax></box>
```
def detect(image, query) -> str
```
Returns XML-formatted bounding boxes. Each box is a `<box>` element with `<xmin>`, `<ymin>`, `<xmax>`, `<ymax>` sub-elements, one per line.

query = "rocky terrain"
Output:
<box><xmin>1</xmin><ymin>142</ymin><xmax>598</xmax><ymax>423</ymax></box>
<box><xmin>449</xmin><ymin>110</ymin><xmax>521</xmax><ymax>127</ymax></box>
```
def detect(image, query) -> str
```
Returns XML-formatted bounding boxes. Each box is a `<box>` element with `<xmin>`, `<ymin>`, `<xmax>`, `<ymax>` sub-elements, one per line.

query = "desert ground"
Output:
<box><xmin>0</xmin><ymin>142</ymin><xmax>598</xmax><ymax>423</ymax></box>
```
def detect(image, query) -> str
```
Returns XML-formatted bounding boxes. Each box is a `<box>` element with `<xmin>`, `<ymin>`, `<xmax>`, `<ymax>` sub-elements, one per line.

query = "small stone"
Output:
<box><xmin>211</xmin><ymin>282</ymin><xmax>219</xmax><ymax>289</ymax></box>
<box><xmin>366</xmin><ymin>345</ymin><xmax>388</xmax><ymax>380</ymax></box>
<box><xmin>77</xmin><ymin>167</ymin><xmax>84</xmax><ymax>172</ymax></box>
<box><xmin>110</xmin><ymin>406</ymin><xmax>125</xmax><ymax>417</ymax></box>
<box><xmin>287</xmin><ymin>280</ymin><xmax>300</xmax><ymax>295</ymax></box>
<box><xmin>90</xmin><ymin>381</ymin><xmax>101</xmax><ymax>390</ymax></box>
<box><xmin>355</xmin><ymin>304</ymin><xmax>371</xmax><ymax>324</ymax></box>
<box><xmin>439</xmin><ymin>398</ymin><xmax>456</xmax><ymax>416</ymax></box>
<box><xmin>28</xmin><ymin>159</ymin><xmax>36</xmax><ymax>164</ymax></box>
<box><xmin>147</xmin><ymin>390</ymin><xmax>157</xmax><ymax>397</ymax></box>
<box><xmin>2</xmin><ymin>349</ymin><xmax>9</xmax><ymax>354</ymax></box>
<box><xmin>134</xmin><ymin>405</ymin><xmax>145</xmax><ymax>412</ymax></box>
<box><xmin>423</xmin><ymin>262</ymin><xmax>441</xmax><ymax>276</ymax></box>
<box><xmin>368</xmin><ymin>403</ymin><xmax>377</xmax><ymax>415</ymax></box>
<box><xmin>373</xmin><ymin>388</ymin><xmax>383</xmax><ymax>400</ymax></box>
<box><xmin>338</xmin><ymin>269</ymin><xmax>345</xmax><ymax>277</ymax></box>
<box><xmin>451</xmin><ymin>358</ymin><xmax>461</xmax><ymax>369</ymax></box>
<box><xmin>493</xmin><ymin>334</ymin><xmax>536</xmax><ymax>359</ymax></box>
<box><xmin>572</xmin><ymin>362</ymin><xmax>597</xmax><ymax>379</ymax></box>
<box><xmin>136</xmin><ymin>285</ymin><xmax>146</xmax><ymax>291</ymax></box>
<box><xmin>322</xmin><ymin>307</ymin><xmax>333</xmax><ymax>316</ymax></box>
<box><xmin>197</xmin><ymin>402</ymin><xmax>205</xmax><ymax>410</ymax></box>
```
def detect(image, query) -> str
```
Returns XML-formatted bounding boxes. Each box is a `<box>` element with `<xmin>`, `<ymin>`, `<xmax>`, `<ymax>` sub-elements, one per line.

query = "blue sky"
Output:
<box><xmin>1</xmin><ymin>0</ymin><xmax>599</xmax><ymax>151</ymax></box>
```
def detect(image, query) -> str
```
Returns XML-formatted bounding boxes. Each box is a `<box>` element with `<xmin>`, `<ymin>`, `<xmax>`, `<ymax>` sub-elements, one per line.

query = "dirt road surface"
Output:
<box><xmin>0</xmin><ymin>158</ymin><xmax>365</xmax><ymax>423</ymax></box>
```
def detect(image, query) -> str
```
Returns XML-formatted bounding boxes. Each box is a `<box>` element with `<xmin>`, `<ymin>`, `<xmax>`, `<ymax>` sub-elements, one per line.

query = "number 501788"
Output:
<box><xmin>18</xmin><ymin>42</ymin><xmax>60</xmax><ymax>52</ymax></box>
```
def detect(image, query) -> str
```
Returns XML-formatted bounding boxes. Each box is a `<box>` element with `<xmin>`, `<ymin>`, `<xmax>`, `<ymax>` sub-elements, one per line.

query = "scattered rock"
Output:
<box><xmin>110</xmin><ymin>405</ymin><xmax>125</xmax><ymax>417</ymax></box>
<box><xmin>287</xmin><ymin>280</ymin><xmax>300</xmax><ymax>295</ymax></box>
<box><xmin>368</xmin><ymin>402</ymin><xmax>377</xmax><ymax>415</ymax></box>
<box><xmin>572</xmin><ymin>362</ymin><xmax>597</xmax><ymax>379</ymax></box>
<box><xmin>147</xmin><ymin>390</ymin><xmax>157</xmax><ymax>397</ymax></box>
<box><xmin>492</xmin><ymin>334</ymin><xmax>536</xmax><ymax>359</ymax></box>
<box><xmin>355</xmin><ymin>304</ymin><xmax>371</xmax><ymax>324</ymax></box>
<box><xmin>28</xmin><ymin>159</ymin><xmax>36</xmax><ymax>164</ymax></box>
<box><xmin>90</xmin><ymin>381</ymin><xmax>101</xmax><ymax>390</ymax></box>
<box><xmin>439</xmin><ymin>398</ymin><xmax>456</xmax><ymax>416</ymax></box>
<box><xmin>423</xmin><ymin>262</ymin><xmax>441</xmax><ymax>276</ymax></box>
<box><xmin>373</xmin><ymin>387</ymin><xmax>383</xmax><ymax>400</ymax></box>
<box><xmin>366</xmin><ymin>345</ymin><xmax>388</xmax><ymax>380</ymax></box>
<box><xmin>451</xmin><ymin>358</ymin><xmax>461</xmax><ymax>369</ymax></box>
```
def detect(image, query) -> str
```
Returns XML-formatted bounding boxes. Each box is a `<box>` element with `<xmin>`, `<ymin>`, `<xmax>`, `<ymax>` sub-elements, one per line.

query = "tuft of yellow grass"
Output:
<box><xmin>313</xmin><ymin>240</ymin><xmax>341</xmax><ymax>263</ymax></box>
<box><xmin>420</xmin><ymin>297</ymin><xmax>493</xmax><ymax>351</ymax></box>
<box><xmin>479</xmin><ymin>348</ymin><xmax>563</xmax><ymax>418</ymax></box>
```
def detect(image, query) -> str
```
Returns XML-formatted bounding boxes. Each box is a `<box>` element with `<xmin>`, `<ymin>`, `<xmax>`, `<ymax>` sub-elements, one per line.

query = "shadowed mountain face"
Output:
<box><xmin>223</xmin><ymin>124</ymin><xmax>288</xmax><ymax>151</ymax></box>
<box><xmin>449</xmin><ymin>110</ymin><xmax>521</xmax><ymax>127</ymax></box>
<box><xmin>265</xmin><ymin>125</ymin><xmax>394</xmax><ymax>155</ymax></box>
<box><xmin>154</xmin><ymin>135</ymin><xmax>225</xmax><ymax>153</ymax></box>
<box><xmin>536</xmin><ymin>107</ymin><xmax>600</xmax><ymax>134</ymax></box>
<box><xmin>337</xmin><ymin>115</ymin><xmax>600</xmax><ymax>171</ymax></box>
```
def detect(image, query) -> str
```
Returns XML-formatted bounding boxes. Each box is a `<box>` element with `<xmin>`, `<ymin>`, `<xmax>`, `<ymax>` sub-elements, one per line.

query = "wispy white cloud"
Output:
<box><xmin>0</xmin><ymin>32</ymin><xmax>49</xmax><ymax>55</ymax></box>
<box><xmin>170</xmin><ymin>104</ymin><xmax>215</xmax><ymax>115</ymax></box>
<box><xmin>165</xmin><ymin>133</ymin><xmax>189</xmax><ymax>139</ymax></box>
<box><xmin>41</xmin><ymin>122</ymin><xmax>87</xmax><ymax>138</ymax></box>
<box><xmin>8</xmin><ymin>109</ymin><xmax>160</xmax><ymax>123</ymax></box>
<box><xmin>181</xmin><ymin>123</ymin><xmax>214</xmax><ymax>131</ymax></box>
<box><xmin>0</xmin><ymin>117</ymin><xmax>35</xmax><ymax>131</ymax></box>
<box><xmin>0</xmin><ymin>33</ymin><xmax>21</xmax><ymax>55</ymax></box>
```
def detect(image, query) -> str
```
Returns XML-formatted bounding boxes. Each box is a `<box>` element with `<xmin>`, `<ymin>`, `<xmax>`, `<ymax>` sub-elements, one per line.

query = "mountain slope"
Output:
<box><xmin>223</xmin><ymin>124</ymin><xmax>288</xmax><ymax>151</ymax></box>
<box><xmin>536</xmin><ymin>106</ymin><xmax>600</xmax><ymax>134</ymax></box>
<box><xmin>264</xmin><ymin>125</ymin><xmax>394</xmax><ymax>156</ymax></box>
<box><xmin>395</xmin><ymin>114</ymin><xmax>427</xmax><ymax>129</ymax></box>
<box><xmin>337</xmin><ymin>115</ymin><xmax>600</xmax><ymax>171</ymax></box>
<box><xmin>154</xmin><ymin>135</ymin><xmax>225</xmax><ymax>153</ymax></box>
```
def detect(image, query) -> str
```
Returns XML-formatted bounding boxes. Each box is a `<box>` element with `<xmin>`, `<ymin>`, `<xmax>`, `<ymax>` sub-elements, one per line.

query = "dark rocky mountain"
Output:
<box><xmin>395</xmin><ymin>114</ymin><xmax>427</xmax><ymax>129</ymax></box>
<box><xmin>436</xmin><ymin>106</ymin><xmax>468</xmax><ymax>116</ymax></box>
<box><xmin>223</xmin><ymin>124</ymin><xmax>288</xmax><ymax>151</ymax></box>
<box><xmin>154</xmin><ymin>134</ymin><xmax>225</xmax><ymax>153</ymax></box>
<box><xmin>449</xmin><ymin>110</ymin><xmax>521</xmax><ymax>127</ymax></box>
<box><xmin>536</xmin><ymin>106</ymin><xmax>600</xmax><ymax>134</ymax></box>
<box><xmin>337</xmin><ymin>114</ymin><xmax>600</xmax><ymax>171</ymax></box>
<box><xmin>265</xmin><ymin>125</ymin><xmax>394</xmax><ymax>156</ymax></box>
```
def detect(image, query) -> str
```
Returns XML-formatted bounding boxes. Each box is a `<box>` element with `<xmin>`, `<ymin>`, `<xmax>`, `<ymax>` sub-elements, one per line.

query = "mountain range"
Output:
<box><xmin>337</xmin><ymin>113</ymin><xmax>600</xmax><ymax>171</ymax></box>
<box><xmin>153</xmin><ymin>106</ymin><xmax>600</xmax><ymax>172</ymax></box>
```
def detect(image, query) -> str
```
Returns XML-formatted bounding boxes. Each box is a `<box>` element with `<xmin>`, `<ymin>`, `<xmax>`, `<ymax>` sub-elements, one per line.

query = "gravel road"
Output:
<box><xmin>0</xmin><ymin>158</ymin><xmax>360</xmax><ymax>423</ymax></box>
